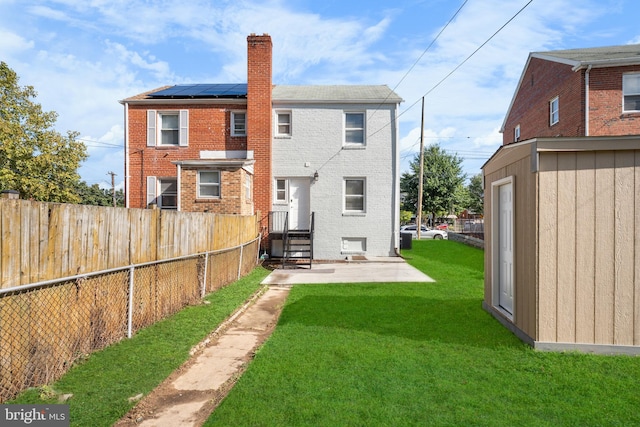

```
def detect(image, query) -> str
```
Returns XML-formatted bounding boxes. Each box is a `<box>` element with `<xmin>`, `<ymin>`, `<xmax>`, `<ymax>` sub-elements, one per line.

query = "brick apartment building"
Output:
<box><xmin>501</xmin><ymin>44</ymin><xmax>640</xmax><ymax>144</ymax></box>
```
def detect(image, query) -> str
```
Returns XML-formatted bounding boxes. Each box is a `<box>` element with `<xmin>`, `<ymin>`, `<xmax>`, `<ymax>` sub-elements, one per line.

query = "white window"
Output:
<box><xmin>147</xmin><ymin>177</ymin><xmax>177</xmax><ymax>209</ymax></box>
<box><xmin>514</xmin><ymin>124</ymin><xmax>520</xmax><ymax>142</ymax></box>
<box><xmin>341</xmin><ymin>237</ymin><xmax>366</xmax><ymax>253</ymax></box>
<box><xmin>275</xmin><ymin>111</ymin><xmax>292</xmax><ymax>137</ymax></box>
<box><xmin>623</xmin><ymin>73</ymin><xmax>640</xmax><ymax>112</ymax></box>
<box><xmin>549</xmin><ymin>97</ymin><xmax>559</xmax><ymax>126</ymax></box>
<box><xmin>245</xmin><ymin>174</ymin><xmax>252</xmax><ymax>201</ymax></box>
<box><xmin>147</xmin><ymin>110</ymin><xmax>188</xmax><ymax>147</ymax></box>
<box><xmin>344</xmin><ymin>178</ymin><xmax>365</xmax><ymax>212</ymax></box>
<box><xmin>274</xmin><ymin>179</ymin><xmax>287</xmax><ymax>204</ymax></box>
<box><xmin>344</xmin><ymin>112</ymin><xmax>365</xmax><ymax>145</ymax></box>
<box><xmin>198</xmin><ymin>171</ymin><xmax>220</xmax><ymax>198</ymax></box>
<box><xmin>231</xmin><ymin>111</ymin><xmax>246</xmax><ymax>136</ymax></box>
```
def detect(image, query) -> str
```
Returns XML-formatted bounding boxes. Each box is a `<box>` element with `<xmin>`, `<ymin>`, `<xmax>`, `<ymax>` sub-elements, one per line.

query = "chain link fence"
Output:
<box><xmin>0</xmin><ymin>238</ymin><xmax>259</xmax><ymax>403</ymax></box>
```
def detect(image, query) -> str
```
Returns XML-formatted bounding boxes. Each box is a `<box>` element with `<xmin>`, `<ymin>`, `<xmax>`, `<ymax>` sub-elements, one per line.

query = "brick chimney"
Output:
<box><xmin>247</xmin><ymin>33</ymin><xmax>273</xmax><ymax>231</ymax></box>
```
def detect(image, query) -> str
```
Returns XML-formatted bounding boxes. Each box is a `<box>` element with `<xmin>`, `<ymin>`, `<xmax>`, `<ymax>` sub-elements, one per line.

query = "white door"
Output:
<box><xmin>289</xmin><ymin>178</ymin><xmax>310</xmax><ymax>230</ymax></box>
<box><xmin>498</xmin><ymin>183</ymin><xmax>514</xmax><ymax>314</ymax></box>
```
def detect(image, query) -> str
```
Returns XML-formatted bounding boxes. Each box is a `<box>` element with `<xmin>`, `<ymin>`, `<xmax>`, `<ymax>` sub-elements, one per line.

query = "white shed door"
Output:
<box><xmin>498</xmin><ymin>182</ymin><xmax>514</xmax><ymax>314</ymax></box>
<box><xmin>289</xmin><ymin>178</ymin><xmax>310</xmax><ymax>230</ymax></box>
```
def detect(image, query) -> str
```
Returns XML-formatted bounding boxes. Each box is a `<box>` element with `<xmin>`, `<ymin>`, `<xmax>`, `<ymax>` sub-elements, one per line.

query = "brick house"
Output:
<box><xmin>482</xmin><ymin>44</ymin><xmax>640</xmax><ymax>354</ymax></box>
<box><xmin>121</xmin><ymin>34</ymin><xmax>403</xmax><ymax>261</ymax></box>
<box><xmin>501</xmin><ymin>44</ymin><xmax>640</xmax><ymax>144</ymax></box>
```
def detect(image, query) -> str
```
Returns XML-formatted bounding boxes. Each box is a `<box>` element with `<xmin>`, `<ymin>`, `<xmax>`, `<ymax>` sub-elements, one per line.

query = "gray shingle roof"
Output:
<box><xmin>533</xmin><ymin>44</ymin><xmax>640</xmax><ymax>68</ymax></box>
<box><xmin>272</xmin><ymin>85</ymin><xmax>403</xmax><ymax>103</ymax></box>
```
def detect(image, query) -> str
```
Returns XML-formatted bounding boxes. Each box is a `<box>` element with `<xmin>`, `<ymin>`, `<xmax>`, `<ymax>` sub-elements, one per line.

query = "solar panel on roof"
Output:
<box><xmin>148</xmin><ymin>84</ymin><xmax>247</xmax><ymax>98</ymax></box>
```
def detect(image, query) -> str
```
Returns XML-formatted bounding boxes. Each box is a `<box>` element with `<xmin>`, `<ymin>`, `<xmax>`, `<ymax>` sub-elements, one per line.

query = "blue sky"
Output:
<box><xmin>1</xmin><ymin>0</ymin><xmax>639</xmax><ymax>189</ymax></box>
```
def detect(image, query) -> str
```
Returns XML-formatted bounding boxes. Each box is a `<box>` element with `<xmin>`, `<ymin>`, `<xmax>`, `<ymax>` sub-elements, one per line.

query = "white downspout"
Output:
<box><xmin>585</xmin><ymin>65</ymin><xmax>592</xmax><ymax>136</ymax></box>
<box><xmin>393</xmin><ymin>103</ymin><xmax>401</xmax><ymax>256</ymax></box>
<box><xmin>124</xmin><ymin>102</ymin><xmax>130</xmax><ymax>207</ymax></box>
<box><xmin>176</xmin><ymin>163</ymin><xmax>181</xmax><ymax>211</ymax></box>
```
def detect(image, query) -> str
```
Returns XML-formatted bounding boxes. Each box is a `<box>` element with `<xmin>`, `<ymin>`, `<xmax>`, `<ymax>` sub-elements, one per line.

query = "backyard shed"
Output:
<box><xmin>482</xmin><ymin>135</ymin><xmax>640</xmax><ymax>355</ymax></box>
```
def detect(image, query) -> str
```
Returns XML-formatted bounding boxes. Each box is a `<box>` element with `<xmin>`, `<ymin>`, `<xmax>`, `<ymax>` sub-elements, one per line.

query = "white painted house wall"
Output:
<box><xmin>271</xmin><ymin>86</ymin><xmax>402</xmax><ymax>260</ymax></box>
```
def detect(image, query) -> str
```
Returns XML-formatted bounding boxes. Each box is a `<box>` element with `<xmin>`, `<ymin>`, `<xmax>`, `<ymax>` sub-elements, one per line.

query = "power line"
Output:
<box><xmin>371</xmin><ymin>0</ymin><xmax>469</xmax><ymax>112</ymax></box>
<box><xmin>76</xmin><ymin>138</ymin><xmax>123</xmax><ymax>148</ymax></box>
<box><xmin>404</xmin><ymin>0</ymin><xmax>534</xmax><ymax>116</ymax></box>
<box><xmin>368</xmin><ymin>0</ymin><xmax>534</xmax><ymax>139</ymax></box>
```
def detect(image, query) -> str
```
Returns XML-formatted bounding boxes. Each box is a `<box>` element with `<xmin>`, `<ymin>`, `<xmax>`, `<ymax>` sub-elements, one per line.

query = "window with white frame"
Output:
<box><xmin>158</xmin><ymin>178</ymin><xmax>177</xmax><ymax>209</ymax></box>
<box><xmin>344</xmin><ymin>112</ymin><xmax>365</xmax><ymax>145</ymax></box>
<box><xmin>231</xmin><ymin>111</ymin><xmax>246</xmax><ymax>136</ymax></box>
<box><xmin>549</xmin><ymin>96</ymin><xmax>559</xmax><ymax>126</ymax></box>
<box><xmin>274</xmin><ymin>179</ymin><xmax>287</xmax><ymax>203</ymax></box>
<box><xmin>147</xmin><ymin>110</ymin><xmax>188</xmax><ymax>147</ymax></box>
<box><xmin>245</xmin><ymin>174</ymin><xmax>252</xmax><ymax>201</ymax></box>
<box><xmin>198</xmin><ymin>171</ymin><xmax>221</xmax><ymax>198</ymax></box>
<box><xmin>275</xmin><ymin>111</ymin><xmax>292</xmax><ymax>137</ymax></box>
<box><xmin>344</xmin><ymin>178</ymin><xmax>365</xmax><ymax>212</ymax></box>
<box><xmin>514</xmin><ymin>124</ymin><xmax>521</xmax><ymax>142</ymax></box>
<box><xmin>341</xmin><ymin>237</ymin><xmax>366</xmax><ymax>253</ymax></box>
<box><xmin>623</xmin><ymin>73</ymin><xmax>640</xmax><ymax>112</ymax></box>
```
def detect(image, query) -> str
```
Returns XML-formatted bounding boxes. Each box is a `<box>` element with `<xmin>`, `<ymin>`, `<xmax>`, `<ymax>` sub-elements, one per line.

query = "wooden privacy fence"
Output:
<box><xmin>0</xmin><ymin>199</ymin><xmax>259</xmax><ymax>289</ymax></box>
<box><xmin>0</xmin><ymin>200</ymin><xmax>261</xmax><ymax>403</ymax></box>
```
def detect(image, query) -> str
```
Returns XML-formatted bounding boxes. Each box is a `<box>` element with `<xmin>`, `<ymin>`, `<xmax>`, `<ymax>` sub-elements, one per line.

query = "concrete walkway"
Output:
<box><xmin>116</xmin><ymin>257</ymin><xmax>433</xmax><ymax>426</ymax></box>
<box><xmin>261</xmin><ymin>257</ymin><xmax>434</xmax><ymax>285</ymax></box>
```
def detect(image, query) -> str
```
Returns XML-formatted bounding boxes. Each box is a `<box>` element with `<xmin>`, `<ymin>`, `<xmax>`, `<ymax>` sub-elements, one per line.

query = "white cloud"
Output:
<box><xmin>0</xmin><ymin>29</ymin><xmax>34</xmax><ymax>54</ymax></box>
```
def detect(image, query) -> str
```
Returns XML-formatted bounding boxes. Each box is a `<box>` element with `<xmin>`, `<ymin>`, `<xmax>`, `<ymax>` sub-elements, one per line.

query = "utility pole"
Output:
<box><xmin>416</xmin><ymin>97</ymin><xmax>425</xmax><ymax>240</ymax></box>
<box><xmin>107</xmin><ymin>171</ymin><xmax>117</xmax><ymax>207</ymax></box>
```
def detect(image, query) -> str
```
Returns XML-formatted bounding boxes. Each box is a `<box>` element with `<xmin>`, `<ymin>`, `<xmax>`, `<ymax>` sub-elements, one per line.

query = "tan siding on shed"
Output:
<box><xmin>537</xmin><ymin>148</ymin><xmax>640</xmax><ymax>346</ymax></box>
<box><xmin>538</xmin><ymin>153</ymin><xmax>557</xmax><ymax>342</ymax></box>
<box><xmin>483</xmin><ymin>142</ymin><xmax>538</xmax><ymax>339</ymax></box>
<box><xmin>575</xmin><ymin>152</ymin><xmax>596</xmax><ymax>343</ymax></box>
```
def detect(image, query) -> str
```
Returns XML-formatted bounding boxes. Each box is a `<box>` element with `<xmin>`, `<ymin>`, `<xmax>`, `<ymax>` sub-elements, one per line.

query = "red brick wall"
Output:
<box><xmin>179</xmin><ymin>167</ymin><xmax>252</xmax><ymax>214</ymax></box>
<box><xmin>503</xmin><ymin>59</ymin><xmax>640</xmax><ymax>145</ymax></box>
<box><xmin>126</xmin><ymin>103</ymin><xmax>247</xmax><ymax>208</ymax></box>
<box><xmin>503</xmin><ymin>58</ymin><xmax>585</xmax><ymax>145</ymax></box>
<box><xmin>246</xmin><ymin>34</ymin><xmax>273</xmax><ymax>230</ymax></box>
<box><xmin>588</xmin><ymin>65</ymin><xmax>640</xmax><ymax>136</ymax></box>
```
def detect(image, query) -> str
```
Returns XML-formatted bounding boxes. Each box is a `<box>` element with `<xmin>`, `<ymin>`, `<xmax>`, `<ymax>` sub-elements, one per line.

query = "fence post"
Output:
<box><xmin>237</xmin><ymin>243</ymin><xmax>244</xmax><ymax>280</ymax></box>
<box><xmin>201</xmin><ymin>253</ymin><xmax>209</xmax><ymax>298</ymax></box>
<box><xmin>127</xmin><ymin>266</ymin><xmax>135</xmax><ymax>338</ymax></box>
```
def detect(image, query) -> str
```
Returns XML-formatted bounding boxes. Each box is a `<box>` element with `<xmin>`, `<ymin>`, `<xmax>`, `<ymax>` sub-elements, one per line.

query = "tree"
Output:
<box><xmin>400</xmin><ymin>144</ymin><xmax>465</xmax><ymax>225</ymax></box>
<box><xmin>0</xmin><ymin>62</ymin><xmax>87</xmax><ymax>202</ymax></box>
<box><xmin>75</xmin><ymin>181</ymin><xmax>125</xmax><ymax>207</ymax></box>
<box><xmin>466</xmin><ymin>173</ymin><xmax>484</xmax><ymax>215</ymax></box>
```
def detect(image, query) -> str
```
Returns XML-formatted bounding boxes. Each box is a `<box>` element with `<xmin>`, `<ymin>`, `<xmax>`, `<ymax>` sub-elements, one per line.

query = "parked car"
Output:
<box><xmin>400</xmin><ymin>224</ymin><xmax>448</xmax><ymax>240</ymax></box>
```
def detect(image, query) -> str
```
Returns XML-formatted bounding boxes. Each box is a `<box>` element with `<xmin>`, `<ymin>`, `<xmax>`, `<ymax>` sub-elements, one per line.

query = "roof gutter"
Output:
<box><xmin>571</xmin><ymin>58</ymin><xmax>640</xmax><ymax>71</ymax></box>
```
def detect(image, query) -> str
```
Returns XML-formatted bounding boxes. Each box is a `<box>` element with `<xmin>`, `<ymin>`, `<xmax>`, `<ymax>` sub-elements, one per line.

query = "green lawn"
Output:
<box><xmin>205</xmin><ymin>240</ymin><xmax>640</xmax><ymax>426</ymax></box>
<box><xmin>9</xmin><ymin>241</ymin><xmax>640</xmax><ymax>426</ymax></box>
<box><xmin>8</xmin><ymin>267</ymin><xmax>270</xmax><ymax>427</ymax></box>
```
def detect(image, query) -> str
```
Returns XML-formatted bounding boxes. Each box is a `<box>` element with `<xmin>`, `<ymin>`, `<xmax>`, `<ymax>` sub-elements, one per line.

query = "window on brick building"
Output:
<box><xmin>245</xmin><ymin>174</ymin><xmax>252</xmax><ymax>201</ymax></box>
<box><xmin>275</xmin><ymin>111</ymin><xmax>292</xmax><ymax>137</ymax></box>
<box><xmin>623</xmin><ymin>73</ymin><xmax>640</xmax><ymax>112</ymax></box>
<box><xmin>344</xmin><ymin>112</ymin><xmax>365</xmax><ymax>145</ymax></box>
<box><xmin>198</xmin><ymin>171</ymin><xmax>221</xmax><ymax>198</ymax></box>
<box><xmin>549</xmin><ymin>97</ymin><xmax>559</xmax><ymax>126</ymax></box>
<box><xmin>514</xmin><ymin>124</ymin><xmax>521</xmax><ymax>142</ymax></box>
<box><xmin>146</xmin><ymin>177</ymin><xmax>177</xmax><ymax>209</ymax></box>
<box><xmin>231</xmin><ymin>111</ymin><xmax>246</xmax><ymax>136</ymax></box>
<box><xmin>344</xmin><ymin>178</ymin><xmax>365</xmax><ymax>213</ymax></box>
<box><xmin>147</xmin><ymin>110</ymin><xmax>188</xmax><ymax>147</ymax></box>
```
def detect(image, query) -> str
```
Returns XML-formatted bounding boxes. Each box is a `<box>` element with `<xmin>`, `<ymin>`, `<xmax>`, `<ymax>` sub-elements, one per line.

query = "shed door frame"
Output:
<box><xmin>491</xmin><ymin>176</ymin><xmax>515</xmax><ymax>320</ymax></box>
